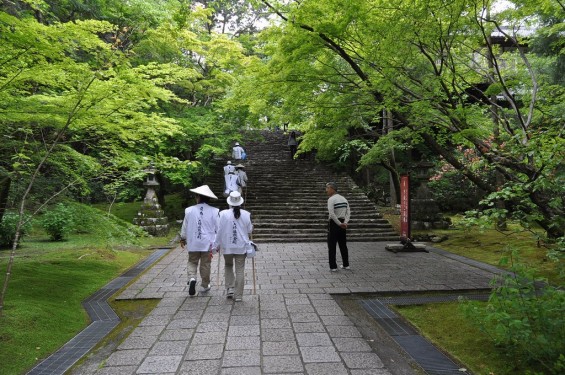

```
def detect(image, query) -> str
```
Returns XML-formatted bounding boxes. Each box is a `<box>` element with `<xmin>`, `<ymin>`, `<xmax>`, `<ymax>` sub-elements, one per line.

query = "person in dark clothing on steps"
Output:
<box><xmin>287</xmin><ymin>131</ymin><xmax>298</xmax><ymax>159</ymax></box>
<box><xmin>325</xmin><ymin>182</ymin><xmax>351</xmax><ymax>272</ymax></box>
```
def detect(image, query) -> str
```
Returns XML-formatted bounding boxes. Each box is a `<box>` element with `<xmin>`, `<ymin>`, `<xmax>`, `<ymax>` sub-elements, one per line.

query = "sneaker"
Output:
<box><xmin>340</xmin><ymin>265</ymin><xmax>350</xmax><ymax>270</ymax></box>
<box><xmin>199</xmin><ymin>285</ymin><xmax>211</xmax><ymax>293</ymax></box>
<box><xmin>226</xmin><ymin>288</ymin><xmax>234</xmax><ymax>299</ymax></box>
<box><xmin>330</xmin><ymin>268</ymin><xmax>338</xmax><ymax>272</ymax></box>
<box><xmin>188</xmin><ymin>278</ymin><xmax>196</xmax><ymax>296</ymax></box>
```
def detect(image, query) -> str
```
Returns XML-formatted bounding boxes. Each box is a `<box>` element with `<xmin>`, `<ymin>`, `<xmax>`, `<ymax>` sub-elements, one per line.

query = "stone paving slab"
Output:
<box><xmin>81</xmin><ymin>241</ymin><xmax>501</xmax><ymax>374</ymax></box>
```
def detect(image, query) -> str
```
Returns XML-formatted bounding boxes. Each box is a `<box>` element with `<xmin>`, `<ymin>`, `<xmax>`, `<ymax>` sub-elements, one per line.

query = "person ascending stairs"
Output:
<box><xmin>179</xmin><ymin>185</ymin><xmax>219</xmax><ymax>296</ymax></box>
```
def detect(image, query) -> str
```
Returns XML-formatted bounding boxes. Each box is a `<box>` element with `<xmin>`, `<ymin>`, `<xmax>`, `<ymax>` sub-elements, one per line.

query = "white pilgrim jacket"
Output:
<box><xmin>232</xmin><ymin>145</ymin><xmax>244</xmax><ymax>159</ymax></box>
<box><xmin>180</xmin><ymin>203</ymin><xmax>219</xmax><ymax>252</ymax></box>
<box><xmin>214</xmin><ymin>208</ymin><xmax>253</xmax><ymax>254</ymax></box>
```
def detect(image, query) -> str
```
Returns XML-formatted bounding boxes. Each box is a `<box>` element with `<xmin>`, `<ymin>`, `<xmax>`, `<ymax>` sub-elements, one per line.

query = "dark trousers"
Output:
<box><xmin>328</xmin><ymin>219</ymin><xmax>349</xmax><ymax>269</ymax></box>
<box><xmin>289</xmin><ymin>145</ymin><xmax>297</xmax><ymax>159</ymax></box>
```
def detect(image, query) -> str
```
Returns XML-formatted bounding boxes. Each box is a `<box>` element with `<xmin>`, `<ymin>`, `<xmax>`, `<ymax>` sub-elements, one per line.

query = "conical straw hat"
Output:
<box><xmin>189</xmin><ymin>185</ymin><xmax>218</xmax><ymax>199</ymax></box>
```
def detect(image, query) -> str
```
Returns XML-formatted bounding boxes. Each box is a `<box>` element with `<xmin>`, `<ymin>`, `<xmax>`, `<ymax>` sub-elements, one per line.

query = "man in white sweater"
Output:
<box><xmin>326</xmin><ymin>182</ymin><xmax>351</xmax><ymax>272</ymax></box>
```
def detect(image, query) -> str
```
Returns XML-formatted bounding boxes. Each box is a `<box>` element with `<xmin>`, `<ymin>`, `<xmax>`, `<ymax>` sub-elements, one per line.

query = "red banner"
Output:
<box><xmin>400</xmin><ymin>175</ymin><xmax>410</xmax><ymax>240</ymax></box>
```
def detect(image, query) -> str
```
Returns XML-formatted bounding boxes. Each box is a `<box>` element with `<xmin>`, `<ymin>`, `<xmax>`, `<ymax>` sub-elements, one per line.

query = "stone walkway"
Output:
<box><xmin>83</xmin><ymin>242</ymin><xmax>501</xmax><ymax>374</ymax></box>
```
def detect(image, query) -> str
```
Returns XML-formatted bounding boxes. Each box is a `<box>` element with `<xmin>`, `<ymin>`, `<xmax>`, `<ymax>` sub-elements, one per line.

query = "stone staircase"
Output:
<box><xmin>206</xmin><ymin>131</ymin><xmax>398</xmax><ymax>243</ymax></box>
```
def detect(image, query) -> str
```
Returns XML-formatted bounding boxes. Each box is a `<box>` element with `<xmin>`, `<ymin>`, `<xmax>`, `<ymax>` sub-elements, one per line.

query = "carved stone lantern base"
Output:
<box><xmin>133</xmin><ymin>163</ymin><xmax>169</xmax><ymax>237</ymax></box>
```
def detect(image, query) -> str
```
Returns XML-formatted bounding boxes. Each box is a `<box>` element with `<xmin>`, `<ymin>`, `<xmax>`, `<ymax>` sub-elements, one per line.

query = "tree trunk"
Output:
<box><xmin>379</xmin><ymin>163</ymin><xmax>400</xmax><ymax>204</ymax></box>
<box><xmin>389</xmin><ymin>171</ymin><xmax>398</xmax><ymax>206</ymax></box>
<box><xmin>529</xmin><ymin>190</ymin><xmax>564</xmax><ymax>239</ymax></box>
<box><xmin>384</xmin><ymin>109</ymin><xmax>399</xmax><ymax>206</ymax></box>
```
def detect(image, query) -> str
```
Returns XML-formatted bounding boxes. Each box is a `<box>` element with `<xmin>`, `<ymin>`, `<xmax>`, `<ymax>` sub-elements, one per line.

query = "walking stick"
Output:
<box><xmin>244</xmin><ymin>183</ymin><xmax>255</xmax><ymax>294</ymax></box>
<box><xmin>216</xmin><ymin>249</ymin><xmax>221</xmax><ymax>288</ymax></box>
<box><xmin>250</xmin><ymin>233</ymin><xmax>256</xmax><ymax>295</ymax></box>
<box><xmin>252</xmin><ymin>257</ymin><xmax>256</xmax><ymax>295</ymax></box>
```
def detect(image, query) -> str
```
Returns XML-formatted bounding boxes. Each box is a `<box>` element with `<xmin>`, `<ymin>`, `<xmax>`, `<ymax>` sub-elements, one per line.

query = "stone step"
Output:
<box><xmin>250</xmin><ymin>216</ymin><xmax>387</xmax><ymax>223</ymax></box>
<box><xmin>245</xmin><ymin>206</ymin><xmax>382</xmax><ymax>214</ymax></box>
<box><xmin>244</xmin><ymin>199</ymin><xmax>378</xmax><ymax>206</ymax></box>
<box><xmin>251</xmin><ymin>217</ymin><xmax>387</xmax><ymax>224</ymax></box>
<box><xmin>252</xmin><ymin>225</ymin><xmax>395</xmax><ymax>231</ymax></box>
<box><xmin>245</xmin><ymin>188</ymin><xmax>347</xmax><ymax>192</ymax></box>
<box><xmin>252</xmin><ymin>228</ymin><xmax>397</xmax><ymax>236</ymax></box>
<box><xmin>246</xmin><ymin>169</ymin><xmax>347</xmax><ymax>175</ymax></box>
<box><xmin>249</xmin><ymin>212</ymin><xmax>385</xmax><ymax>218</ymax></box>
<box><xmin>251</xmin><ymin>216</ymin><xmax>388</xmax><ymax>223</ymax></box>
<box><xmin>252</xmin><ymin>234</ymin><xmax>399</xmax><ymax>242</ymax></box>
<box><xmin>253</xmin><ymin>221</ymin><xmax>392</xmax><ymax>228</ymax></box>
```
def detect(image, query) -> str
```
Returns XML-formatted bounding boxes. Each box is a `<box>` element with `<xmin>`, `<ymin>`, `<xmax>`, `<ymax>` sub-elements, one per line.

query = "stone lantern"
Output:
<box><xmin>133</xmin><ymin>162</ymin><xmax>169</xmax><ymax>236</ymax></box>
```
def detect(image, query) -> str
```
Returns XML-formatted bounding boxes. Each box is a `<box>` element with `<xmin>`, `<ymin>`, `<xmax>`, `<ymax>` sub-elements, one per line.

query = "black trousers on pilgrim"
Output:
<box><xmin>289</xmin><ymin>145</ymin><xmax>297</xmax><ymax>159</ymax></box>
<box><xmin>327</xmin><ymin>219</ymin><xmax>349</xmax><ymax>269</ymax></box>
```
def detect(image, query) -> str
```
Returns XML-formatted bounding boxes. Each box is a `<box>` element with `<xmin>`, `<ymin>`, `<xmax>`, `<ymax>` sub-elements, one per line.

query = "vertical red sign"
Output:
<box><xmin>400</xmin><ymin>175</ymin><xmax>410</xmax><ymax>240</ymax></box>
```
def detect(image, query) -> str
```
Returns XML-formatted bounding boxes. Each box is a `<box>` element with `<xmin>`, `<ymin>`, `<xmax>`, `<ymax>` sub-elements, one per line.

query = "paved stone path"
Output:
<box><xmin>85</xmin><ymin>242</ymin><xmax>501</xmax><ymax>374</ymax></box>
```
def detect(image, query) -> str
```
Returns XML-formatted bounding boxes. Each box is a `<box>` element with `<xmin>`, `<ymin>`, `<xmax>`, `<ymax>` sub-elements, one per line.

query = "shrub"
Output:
<box><xmin>428</xmin><ymin>170</ymin><xmax>486</xmax><ymax>212</ymax></box>
<box><xmin>0</xmin><ymin>212</ymin><xmax>32</xmax><ymax>248</ymax></box>
<box><xmin>461</xmin><ymin>254</ymin><xmax>565</xmax><ymax>373</ymax></box>
<box><xmin>42</xmin><ymin>203</ymin><xmax>74</xmax><ymax>241</ymax></box>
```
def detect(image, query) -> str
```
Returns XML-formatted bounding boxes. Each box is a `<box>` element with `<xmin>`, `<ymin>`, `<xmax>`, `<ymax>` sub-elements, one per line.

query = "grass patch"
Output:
<box><xmin>17</xmin><ymin>232</ymin><xmax>161</xmax><ymax>253</ymax></box>
<box><xmin>380</xmin><ymin>206</ymin><xmax>401</xmax><ymax>235</ymax></box>
<box><xmin>425</xmin><ymin>221</ymin><xmax>562</xmax><ymax>284</ymax></box>
<box><xmin>0</xmin><ymin>201</ymin><xmax>177</xmax><ymax>374</ymax></box>
<box><xmin>0</xmin><ymin>245</ymin><xmax>152</xmax><ymax>374</ymax></box>
<box><xmin>91</xmin><ymin>201</ymin><xmax>141</xmax><ymax>226</ymax></box>
<box><xmin>393</xmin><ymin>302</ymin><xmax>546</xmax><ymax>375</ymax></box>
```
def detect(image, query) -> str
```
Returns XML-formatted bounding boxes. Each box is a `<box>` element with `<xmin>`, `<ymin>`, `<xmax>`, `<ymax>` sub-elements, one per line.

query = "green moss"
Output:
<box><xmin>393</xmin><ymin>302</ymin><xmax>542</xmax><ymax>374</ymax></box>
